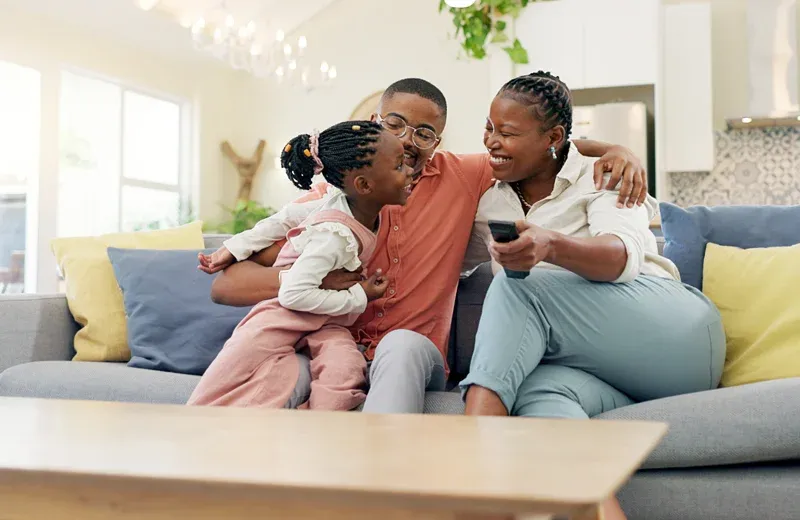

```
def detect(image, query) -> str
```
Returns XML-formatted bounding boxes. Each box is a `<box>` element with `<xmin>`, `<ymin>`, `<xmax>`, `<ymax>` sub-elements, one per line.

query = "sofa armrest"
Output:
<box><xmin>0</xmin><ymin>294</ymin><xmax>77</xmax><ymax>373</ymax></box>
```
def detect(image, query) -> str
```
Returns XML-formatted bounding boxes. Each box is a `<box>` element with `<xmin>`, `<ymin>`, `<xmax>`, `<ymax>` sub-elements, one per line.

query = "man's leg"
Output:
<box><xmin>362</xmin><ymin>330</ymin><xmax>446</xmax><ymax>414</ymax></box>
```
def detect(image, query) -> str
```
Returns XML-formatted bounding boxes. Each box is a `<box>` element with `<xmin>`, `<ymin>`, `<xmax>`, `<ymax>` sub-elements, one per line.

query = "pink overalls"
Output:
<box><xmin>188</xmin><ymin>209</ymin><xmax>376</xmax><ymax>411</ymax></box>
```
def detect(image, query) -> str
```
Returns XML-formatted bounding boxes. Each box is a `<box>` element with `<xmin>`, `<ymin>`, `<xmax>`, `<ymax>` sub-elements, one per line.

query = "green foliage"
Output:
<box><xmin>438</xmin><ymin>0</ymin><xmax>536</xmax><ymax>65</ymax></box>
<box><xmin>208</xmin><ymin>200</ymin><xmax>275</xmax><ymax>235</ymax></box>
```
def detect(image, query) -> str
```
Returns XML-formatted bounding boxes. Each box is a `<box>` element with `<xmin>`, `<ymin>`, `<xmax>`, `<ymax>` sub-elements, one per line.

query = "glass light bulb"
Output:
<box><xmin>276</xmin><ymin>29</ymin><xmax>285</xmax><ymax>42</ymax></box>
<box><xmin>328</xmin><ymin>66</ymin><xmax>337</xmax><ymax>79</ymax></box>
<box><xmin>289</xmin><ymin>60</ymin><xmax>297</xmax><ymax>70</ymax></box>
<box><xmin>191</xmin><ymin>18</ymin><xmax>206</xmax><ymax>34</ymax></box>
<box><xmin>283</xmin><ymin>43</ymin><xmax>292</xmax><ymax>56</ymax></box>
<box><xmin>444</xmin><ymin>0</ymin><xmax>477</xmax><ymax>7</ymax></box>
<box><xmin>214</xmin><ymin>28</ymin><xmax>223</xmax><ymax>43</ymax></box>
<box><xmin>320</xmin><ymin>61</ymin><xmax>329</xmax><ymax>73</ymax></box>
<box><xmin>275</xmin><ymin>67</ymin><xmax>285</xmax><ymax>77</ymax></box>
<box><xmin>298</xmin><ymin>36</ymin><xmax>308</xmax><ymax>49</ymax></box>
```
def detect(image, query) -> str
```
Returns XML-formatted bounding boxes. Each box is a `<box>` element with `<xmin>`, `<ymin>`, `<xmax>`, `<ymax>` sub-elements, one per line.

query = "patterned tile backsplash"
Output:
<box><xmin>670</xmin><ymin>127</ymin><xmax>800</xmax><ymax>207</ymax></box>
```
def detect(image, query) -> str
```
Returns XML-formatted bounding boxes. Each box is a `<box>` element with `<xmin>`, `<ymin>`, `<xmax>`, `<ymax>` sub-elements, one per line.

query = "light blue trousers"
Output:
<box><xmin>459</xmin><ymin>269</ymin><xmax>726</xmax><ymax>418</ymax></box>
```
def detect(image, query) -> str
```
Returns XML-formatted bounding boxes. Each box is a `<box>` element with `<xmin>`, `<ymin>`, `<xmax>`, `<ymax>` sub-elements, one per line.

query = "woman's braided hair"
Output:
<box><xmin>280</xmin><ymin>120</ymin><xmax>383</xmax><ymax>190</ymax></box>
<box><xmin>499</xmin><ymin>71</ymin><xmax>573</xmax><ymax>147</ymax></box>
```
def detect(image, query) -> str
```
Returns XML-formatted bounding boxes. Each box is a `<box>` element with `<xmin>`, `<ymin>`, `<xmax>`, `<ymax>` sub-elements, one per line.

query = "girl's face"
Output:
<box><xmin>353</xmin><ymin>131</ymin><xmax>414</xmax><ymax>207</ymax></box>
<box><xmin>483</xmin><ymin>95</ymin><xmax>564</xmax><ymax>183</ymax></box>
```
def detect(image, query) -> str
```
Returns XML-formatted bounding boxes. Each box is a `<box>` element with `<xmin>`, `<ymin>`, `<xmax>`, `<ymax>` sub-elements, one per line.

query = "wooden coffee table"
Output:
<box><xmin>0</xmin><ymin>397</ymin><xmax>665</xmax><ymax>520</ymax></box>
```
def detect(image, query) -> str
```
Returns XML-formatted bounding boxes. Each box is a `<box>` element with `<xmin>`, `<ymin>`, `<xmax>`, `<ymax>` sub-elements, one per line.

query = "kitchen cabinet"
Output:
<box><xmin>515</xmin><ymin>0</ymin><xmax>658</xmax><ymax>90</ymax></box>
<box><xmin>582</xmin><ymin>0</ymin><xmax>659</xmax><ymax>88</ymax></box>
<box><xmin>515</xmin><ymin>0</ymin><xmax>586</xmax><ymax>89</ymax></box>
<box><xmin>661</xmin><ymin>2</ymin><xmax>714</xmax><ymax>173</ymax></box>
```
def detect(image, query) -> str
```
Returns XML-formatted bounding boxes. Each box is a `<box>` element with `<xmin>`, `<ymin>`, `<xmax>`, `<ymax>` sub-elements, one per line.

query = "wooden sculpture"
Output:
<box><xmin>221</xmin><ymin>139</ymin><xmax>266</xmax><ymax>202</ymax></box>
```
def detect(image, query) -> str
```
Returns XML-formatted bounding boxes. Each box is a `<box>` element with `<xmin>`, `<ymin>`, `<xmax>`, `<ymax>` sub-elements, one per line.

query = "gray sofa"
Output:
<box><xmin>1</xmin><ymin>235</ymin><xmax>798</xmax><ymax>520</ymax></box>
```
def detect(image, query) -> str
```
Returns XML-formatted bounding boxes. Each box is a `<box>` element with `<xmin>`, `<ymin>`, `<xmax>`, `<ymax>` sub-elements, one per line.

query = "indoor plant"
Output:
<box><xmin>438</xmin><ymin>0</ymin><xmax>536</xmax><ymax>64</ymax></box>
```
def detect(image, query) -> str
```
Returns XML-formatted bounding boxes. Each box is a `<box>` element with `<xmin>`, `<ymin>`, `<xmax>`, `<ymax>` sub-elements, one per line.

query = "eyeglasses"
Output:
<box><xmin>376</xmin><ymin>114</ymin><xmax>440</xmax><ymax>150</ymax></box>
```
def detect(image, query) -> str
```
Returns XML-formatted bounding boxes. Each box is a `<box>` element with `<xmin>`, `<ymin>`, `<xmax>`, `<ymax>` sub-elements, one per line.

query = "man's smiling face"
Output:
<box><xmin>373</xmin><ymin>92</ymin><xmax>446</xmax><ymax>177</ymax></box>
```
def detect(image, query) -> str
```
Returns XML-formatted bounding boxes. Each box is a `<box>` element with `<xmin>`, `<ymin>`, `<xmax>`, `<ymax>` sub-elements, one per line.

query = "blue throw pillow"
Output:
<box><xmin>659</xmin><ymin>202</ymin><xmax>800</xmax><ymax>290</ymax></box>
<box><xmin>107</xmin><ymin>247</ymin><xmax>253</xmax><ymax>375</ymax></box>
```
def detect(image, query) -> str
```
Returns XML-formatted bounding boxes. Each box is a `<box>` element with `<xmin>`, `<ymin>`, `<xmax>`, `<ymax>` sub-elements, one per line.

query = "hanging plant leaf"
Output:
<box><xmin>503</xmin><ymin>38</ymin><xmax>529</xmax><ymax>64</ymax></box>
<box><xmin>440</xmin><ymin>0</ymin><xmax>537</xmax><ymax>65</ymax></box>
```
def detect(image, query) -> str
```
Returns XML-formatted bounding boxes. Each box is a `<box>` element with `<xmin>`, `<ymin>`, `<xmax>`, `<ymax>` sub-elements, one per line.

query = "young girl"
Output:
<box><xmin>188</xmin><ymin>121</ymin><xmax>412</xmax><ymax>411</ymax></box>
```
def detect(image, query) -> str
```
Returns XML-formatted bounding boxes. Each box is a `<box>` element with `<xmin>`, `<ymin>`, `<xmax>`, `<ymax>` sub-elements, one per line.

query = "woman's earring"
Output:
<box><xmin>549</xmin><ymin>145</ymin><xmax>558</xmax><ymax>160</ymax></box>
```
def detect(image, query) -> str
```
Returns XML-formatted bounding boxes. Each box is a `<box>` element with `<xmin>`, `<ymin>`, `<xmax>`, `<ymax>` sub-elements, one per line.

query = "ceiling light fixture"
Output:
<box><xmin>136</xmin><ymin>0</ymin><xmax>160</xmax><ymax>11</ymax></box>
<box><xmin>444</xmin><ymin>0</ymin><xmax>478</xmax><ymax>8</ymax></box>
<box><xmin>136</xmin><ymin>0</ymin><xmax>336</xmax><ymax>90</ymax></box>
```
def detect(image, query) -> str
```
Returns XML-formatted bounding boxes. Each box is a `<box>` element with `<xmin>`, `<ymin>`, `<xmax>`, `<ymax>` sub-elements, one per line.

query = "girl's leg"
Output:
<box><xmin>188</xmin><ymin>302</ymin><xmax>329</xmax><ymax>408</ymax></box>
<box><xmin>304</xmin><ymin>324</ymin><xmax>367</xmax><ymax>411</ymax></box>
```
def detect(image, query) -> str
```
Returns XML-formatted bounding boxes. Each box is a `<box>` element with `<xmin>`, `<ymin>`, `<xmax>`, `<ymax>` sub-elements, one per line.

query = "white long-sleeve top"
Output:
<box><xmin>223</xmin><ymin>187</ymin><xmax>370</xmax><ymax>317</ymax></box>
<box><xmin>463</xmin><ymin>143</ymin><xmax>680</xmax><ymax>283</ymax></box>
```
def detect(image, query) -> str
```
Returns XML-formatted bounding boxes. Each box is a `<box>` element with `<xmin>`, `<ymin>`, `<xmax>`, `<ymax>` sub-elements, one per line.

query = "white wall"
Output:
<box><xmin>238</xmin><ymin>0</ymin><xmax>497</xmax><ymax>210</ymax></box>
<box><xmin>0</xmin><ymin>4</ymin><xmax>246</xmax><ymax>291</ymax></box>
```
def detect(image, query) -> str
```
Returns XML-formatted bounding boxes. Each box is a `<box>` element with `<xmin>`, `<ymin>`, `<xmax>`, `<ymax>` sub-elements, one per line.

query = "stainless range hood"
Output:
<box><xmin>726</xmin><ymin>0</ymin><xmax>800</xmax><ymax>129</ymax></box>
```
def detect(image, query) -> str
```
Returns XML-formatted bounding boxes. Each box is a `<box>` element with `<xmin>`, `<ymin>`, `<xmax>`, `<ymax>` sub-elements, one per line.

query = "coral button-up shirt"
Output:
<box><xmin>274</xmin><ymin>151</ymin><xmax>494</xmax><ymax>364</ymax></box>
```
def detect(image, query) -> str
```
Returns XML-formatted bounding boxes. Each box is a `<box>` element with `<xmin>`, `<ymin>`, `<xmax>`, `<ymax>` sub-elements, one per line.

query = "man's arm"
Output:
<box><xmin>211</xmin><ymin>246</ymin><xmax>286</xmax><ymax>307</ymax></box>
<box><xmin>572</xmin><ymin>139</ymin><xmax>647</xmax><ymax>208</ymax></box>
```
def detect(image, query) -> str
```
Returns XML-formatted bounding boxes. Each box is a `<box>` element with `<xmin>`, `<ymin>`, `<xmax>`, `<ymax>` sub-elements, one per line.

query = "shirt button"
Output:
<box><xmin>393</xmin><ymin>226</ymin><xmax>399</xmax><ymax>231</ymax></box>
<box><xmin>377</xmin><ymin>312</ymin><xmax>384</xmax><ymax>318</ymax></box>
<box><xmin>389</xmin><ymin>289</ymin><xmax>396</xmax><ymax>295</ymax></box>
<box><xmin>393</xmin><ymin>258</ymin><xmax>399</xmax><ymax>264</ymax></box>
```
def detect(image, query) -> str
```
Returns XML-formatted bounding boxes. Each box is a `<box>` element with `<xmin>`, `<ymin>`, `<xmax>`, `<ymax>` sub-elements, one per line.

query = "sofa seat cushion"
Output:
<box><xmin>597</xmin><ymin>377</ymin><xmax>800</xmax><ymax>469</ymax></box>
<box><xmin>0</xmin><ymin>361</ymin><xmax>201</xmax><ymax>405</ymax></box>
<box><xmin>0</xmin><ymin>361</ymin><xmax>463</xmax><ymax>412</ymax></box>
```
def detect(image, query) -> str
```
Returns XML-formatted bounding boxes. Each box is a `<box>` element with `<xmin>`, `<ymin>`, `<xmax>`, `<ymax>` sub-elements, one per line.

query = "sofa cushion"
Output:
<box><xmin>0</xmin><ymin>360</ymin><xmax>311</xmax><ymax>407</ymax></box>
<box><xmin>50</xmin><ymin>222</ymin><xmax>206</xmax><ymax>363</ymax></box>
<box><xmin>597</xmin><ymin>377</ymin><xmax>800</xmax><ymax>469</ymax></box>
<box><xmin>108</xmin><ymin>247</ymin><xmax>253</xmax><ymax>375</ymax></box>
<box><xmin>0</xmin><ymin>361</ymin><xmax>201</xmax><ymax>405</ymax></box>
<box><xmin>659</xmin><ymin>203</ymin><xmax>800</xmax><ymax>290</ymax></box>
<box><xmin>704</xmin><ymin>243</ymin><xmax>800</xmax><ymax>388</ymax></box>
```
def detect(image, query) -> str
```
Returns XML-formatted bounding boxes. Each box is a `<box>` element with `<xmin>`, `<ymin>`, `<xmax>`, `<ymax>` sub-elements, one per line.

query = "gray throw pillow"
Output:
<box><xmin>107</xmin><ymin>247</ymin><xmax>253</xmax><ymax>375</ymax></box>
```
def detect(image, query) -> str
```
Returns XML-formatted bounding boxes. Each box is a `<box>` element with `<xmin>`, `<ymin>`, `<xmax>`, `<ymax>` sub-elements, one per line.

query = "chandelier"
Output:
<box><xmin>141</xmin><ymin>0</ymin><xmax>337</xmax><ymax>90</ymax></box>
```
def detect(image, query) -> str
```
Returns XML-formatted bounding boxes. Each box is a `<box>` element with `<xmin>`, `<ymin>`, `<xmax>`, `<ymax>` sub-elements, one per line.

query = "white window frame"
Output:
<box><xmin>61</xmin><ymin>66</ymin><xmax>193</xmax><ymax>234</ymax></box>
<box><xmin>0</xmin><ymin>52</ymin><xmax>195</xmax><ymax>293</ymax></box>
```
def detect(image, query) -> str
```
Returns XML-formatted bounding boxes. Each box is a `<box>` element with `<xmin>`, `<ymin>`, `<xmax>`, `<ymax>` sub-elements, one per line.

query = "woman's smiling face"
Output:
<box><xmin>483</xmin><ymin>94</ymin><xmax>565</xmax><ymax>183</ymax></box>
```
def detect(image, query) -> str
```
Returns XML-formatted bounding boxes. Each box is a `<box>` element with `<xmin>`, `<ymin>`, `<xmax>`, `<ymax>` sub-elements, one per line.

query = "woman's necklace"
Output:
<box><xmin>511</xmin><ymin>181</ymin><xmax>533</xmax><ymax>211</ymax></box>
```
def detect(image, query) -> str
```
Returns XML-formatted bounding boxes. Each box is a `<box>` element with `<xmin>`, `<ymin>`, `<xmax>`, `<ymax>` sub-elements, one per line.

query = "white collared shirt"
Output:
<box><xmin>223</xmin><ymin>187</ymin><xmax>369</xmax><ymax>316</ymax></box>
<box><xmin>463</xmin><ymin>143</ymin><xmax>680</xmax><ymax>283</ymax></box>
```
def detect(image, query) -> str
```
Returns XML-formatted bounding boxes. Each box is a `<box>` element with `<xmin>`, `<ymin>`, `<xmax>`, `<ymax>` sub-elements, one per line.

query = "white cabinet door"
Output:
<box><xmin>582</xmin><ymin>0</ymin><xmax>659</xmax><ymax>88</ymax></box>
<box><xmin>515</xmin><ymin>0</ymin><xmax>585</xmax><ymax>90</ymax></box>
<box><xmin>662</xmin><ymin>3</ymin><xmax>714</xmax><ymax>173</ymax></box>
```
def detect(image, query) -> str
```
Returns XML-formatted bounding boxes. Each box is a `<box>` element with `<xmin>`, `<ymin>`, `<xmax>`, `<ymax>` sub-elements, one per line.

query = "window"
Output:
<box><xmin>0</xmin><ymin>61</ymin><xmax>40</xmax><ymax>293</ymax></box>
<box><xmin>58</xmin><ymin>70</ymin><xmax>189</xmax><ymax>238</ymax></box>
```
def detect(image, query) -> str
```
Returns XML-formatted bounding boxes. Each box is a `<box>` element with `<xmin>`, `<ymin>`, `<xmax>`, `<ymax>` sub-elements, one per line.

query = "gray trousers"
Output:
<box><xmin>287</xmin><ymin>330</ymin><xmax>446</xmax><ymax>413</ymax></box>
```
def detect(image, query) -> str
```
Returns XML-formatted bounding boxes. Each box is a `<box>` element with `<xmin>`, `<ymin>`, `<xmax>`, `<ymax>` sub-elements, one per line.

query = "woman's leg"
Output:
<box><xmin>511</xmin><ymin>364</ymin><xmax>634</xmax><ymax>418</ymax></box>
<box><xmin>304</xmin><ymin>324</ymin><xmax>368</xmax><ymax>411</ymax></box>
<box><xmin>461</xmin><ymin>269</ymin><xmax>725</xmax><ymax>413</ymax></box>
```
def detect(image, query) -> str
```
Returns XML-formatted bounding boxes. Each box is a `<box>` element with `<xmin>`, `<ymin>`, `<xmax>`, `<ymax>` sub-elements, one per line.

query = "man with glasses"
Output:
<box><xmin>210</xmin><ymin>78</ymin><xmax>649</xmax><ymax>413</ymax></box>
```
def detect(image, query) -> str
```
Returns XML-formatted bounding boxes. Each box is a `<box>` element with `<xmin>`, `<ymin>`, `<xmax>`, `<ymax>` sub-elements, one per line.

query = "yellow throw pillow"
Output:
<box><xmin>703</xmin><ymin>242</ymin><xmax>800</xmax><ymax>387</ymax></box>
<box><xmin>51</xmin><ymin>222</ymin><xmax>205</xmax><ymax>362</ymax></box>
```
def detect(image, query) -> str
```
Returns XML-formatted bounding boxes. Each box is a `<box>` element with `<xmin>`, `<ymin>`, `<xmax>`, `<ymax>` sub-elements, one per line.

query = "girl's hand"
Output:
<box><xmin>198</xmin><ymin>247</ymin><xmax>236</xmax><ymax>274</ymax></box>
<box><xmin>321</xmin><ymin>269</ymin><xmax>363</xmax><ymax>291</ymax></box>
<box><xmin>489</xmin><ymin>221</ymin><xmax>554</xmax><ymax>272</ymax></box>
<box><xmin>359</xmin><ymin>269</ymin><xmax>389</xmax><ymax>301</ymax></box>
